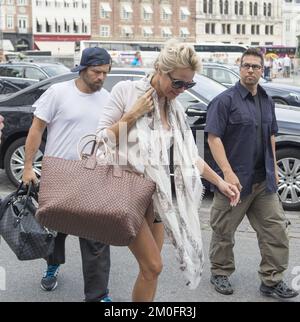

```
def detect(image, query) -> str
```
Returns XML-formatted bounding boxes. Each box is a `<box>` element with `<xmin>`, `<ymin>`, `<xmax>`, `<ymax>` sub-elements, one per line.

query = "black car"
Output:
<box><xmin>202</xmin><ymin>63</ymin><xmax>300</xmax><ymax>107</ymax></box>
<box><xmin>0</xmin><ymin>61</ymin><xmax>70</xmax><ymax>91</ymax></box>
<box><xmin>0</xmin><ymin>70</ymin><xmax>299</xmax><ymax>210</ymax></box>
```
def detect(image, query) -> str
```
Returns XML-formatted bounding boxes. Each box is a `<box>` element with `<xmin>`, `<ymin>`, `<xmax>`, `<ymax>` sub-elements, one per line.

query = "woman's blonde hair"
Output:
<box><xmin>155</xmin><ymin>39</ymin><xmax>201</xmax><ymax>74</ymax></box>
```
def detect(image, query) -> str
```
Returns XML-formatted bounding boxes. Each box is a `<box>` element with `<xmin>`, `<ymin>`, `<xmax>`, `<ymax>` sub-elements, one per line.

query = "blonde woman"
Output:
<box><xmin>97</xmin><ymin>40</ymin><xmax>240</xmax><ymax>302</ymax></box>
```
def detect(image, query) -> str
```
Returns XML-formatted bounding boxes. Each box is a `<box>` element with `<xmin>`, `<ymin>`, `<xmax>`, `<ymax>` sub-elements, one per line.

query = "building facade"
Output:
<box><xmin>90</xmin><ymin>0</ymin><xmax>197</xmax><ymax>42</ymax></box>
<box><xmin>0</xmin><ymin>0</ymin><xmax>33</xmax><ymax>53</ymax></box>
<box><xmin>282</xmin><ymin>0</ymin><xmax>300</xmax><ymax>49</ymax></box>
<box><xmin>32</xmin><ymin>0</ymin><xmax>91</xmax><ymax>55</ymax></box>
<box><xmin>196</xmin><ymin>0</ymin><xmax>283</xmax><ymax>45</ymax></box>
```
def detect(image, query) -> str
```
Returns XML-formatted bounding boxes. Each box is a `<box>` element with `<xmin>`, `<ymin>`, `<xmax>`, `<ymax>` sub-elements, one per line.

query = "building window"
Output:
<box><xmin>265</xmin><ymin>25</ymin><xmax>269</xmax><ymax>35</ymax></box>
<box><xmin>239</xmin><ymin>1</ymin><xmax>243</xmax><ymax>15</ymax></box>
<box><xmin>251</xmin><ymin>25</ymin><xmax>255</xmax><ymax>34</ymax></box>
<box><xmin>180</xmin><ymin>27</ymin><xmax>190</xmax><ymax>38</ymax></box>
<box><xmin>162</xmin><ymin>27</ymin><xmax>172</xmax><ymax>38</ymax></box>
<box><xmin>227</xmin><ymin>24</ymin><xmax>231</xmax><ymax>34</ymax></box>
<box><xmin>242</xmin><ymin>24</ymin><xmax>246</xmax><ymax>34</ymax></box>
<box><xmin>121</xmin><ymin>26</ymin><xmax>133</xmax><ymax>38</ymax></box>
<box><xmin>208</xmin><ymin>0</ymin><xmax>213</xmax><ymax>14</ymax></box>
<box><xmin>203</xmin><ymin>0</ymin><xmax>207</xmax><ymax>13</ymax></box>
<box><xmin>254</xmin><ymin>2</ymin><xmax>258</xmax><ymax>16</ymax></box>
<box><xmin>64</xmin><ymin>1</ymin><xmax>70</xmax><ymax>8</ymax></box>
<box><xmin>249</xmin><ymin>2</ymin><xmax>253</xmax><ymax>15</ymax></box>
<box><xmin>205</xmin><ymin>23</ymin><xmax>210</xmax><ymax>34</ymax></box>
<box><xmin>73</xmin><ymin>20</ymin><xmax>79</xmax><ymax>33</ymax></box>
<box><xmin>142</xmin><ymin>4</ymin><xmax>153</xmax><ymax>21</ymax></box>
<box><xmin>270</xmin><ymin>25</ymin><xmax>274</xmax><ymax>35</ymax></box>
<box><xmin>222</xmin><ymin>24</ymin><xmax>226</xmax><ymax>34</ymax></box>
<box><xmin>219</xmin><ymin>0</ymin><xmax>223</xmax><ymax>14</ymax></box>
<box><xmin>180</xmin><ymin>7</ymin><xmax>190</xmax><ymax>21</ymax></box>
<box><xmin>45</xmin><ymin>19</ymin><xmax>51</xmax><ymax>33</ymax></box>
<box><xmin>55</xmin><ymin>20</ymin><xmax>61</xmax><ymax>33</ymax></box>
<box><xmin>100</xmin><ymin>25</ymin><xmax>110</xmax><ymax>37</ymax></box>
<box><xmin>17</xmin><ymin>0</ymin><xmax>28</xmax><ymax>5</ymax></box>
<box><xmin>256</xmin><ymin>25</ymin><xmax>260</xmax><ymax>35</ymax></box>
<box><xmin>268</xmin><ymin>3</ymin><xmax>272</xmax><ymax>16</ymax></box>
<box><xmin>236</xmin><ymin>24</ymin><xmax>241</xmax><ymax>34</ymax></box>
<box><xmin>36</xmin><ymin>19</ymin><xmax>42</xmax><ymax>32</ymax></box>
<box><xmin>143</xmin><ymin>27</ymin><xmax>153</xmax><ymax>38</ymax></box>
<box><xmin>161</xmin><ymin>6</ymin><xmax>172</xmax><ymax>21</ymax></box>
<box><xmin>234</xmin><ymin>1</ymin><xmax>238</xmax><ymax>15</ymax></box>
<box><xmin>100</xmin><ymin>3</ymin><xmax>112</xmax><ymax>19</ymax></box>
<box><xmin>65</xmin><ymin>20</ymin><xmax>70</xmax><ymax>32</ymax></box>
<box><xmin>121</xmin><ymin>3</ymin><xmax>133</xmax><ymax>20</ymax></box>
<box><xmin>7</xmin><ymin>15</ymin><xmax>14</xmax><ymax>29</ymax></box>
<box><xmin>224</xmin><ymin>0</ymin><xmax>229</xmax><ymax>14</ymax></box>
<box><xmin>263</xmin><ymin>3</ymin><xmax>267</xmax><ymax>16</ymax></box>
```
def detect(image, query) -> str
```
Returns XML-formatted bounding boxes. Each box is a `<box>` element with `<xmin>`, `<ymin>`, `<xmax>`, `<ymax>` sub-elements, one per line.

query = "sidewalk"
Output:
<box><xmin>272</xmin><ymin>74</ymin><xmax>300</xmax><ymax>86</ymax></box>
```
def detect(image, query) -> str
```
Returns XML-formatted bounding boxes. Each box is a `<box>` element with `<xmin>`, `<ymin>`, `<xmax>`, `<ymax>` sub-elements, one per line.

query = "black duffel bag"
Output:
<box><xmin>0</xmin><ymin>183</ymin><xmax>56</xmax><ymax>261</ymax></box>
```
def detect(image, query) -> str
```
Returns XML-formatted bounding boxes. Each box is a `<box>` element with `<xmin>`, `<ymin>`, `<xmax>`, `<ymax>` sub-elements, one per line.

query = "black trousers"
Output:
<box><xmin>46</xmin><ymin>232</ymin><xmax>110</xmax><ymax>302</ymax></box>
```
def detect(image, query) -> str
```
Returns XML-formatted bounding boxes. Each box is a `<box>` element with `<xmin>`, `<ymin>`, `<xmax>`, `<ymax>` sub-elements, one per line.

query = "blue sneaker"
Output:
<box><xmin>41</xmin><ymin>264</ymin><xmax>60</xmax><ymax>291</ymax></box>
<box><xmin>100</xmin><ymin>295</ymin><xmax>112</xmax><ymax>302</ymax></box>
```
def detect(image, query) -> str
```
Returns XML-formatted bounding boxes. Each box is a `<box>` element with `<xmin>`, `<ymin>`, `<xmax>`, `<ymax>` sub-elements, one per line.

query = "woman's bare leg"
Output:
<box><xmin>129</xmin><ymin>220</ymin><xmax>164</xmax><ymax>302</ymax></box>
<box><xmin>149</xmin><ymin>222</ymin><xmax>164</xmax><ymax>301</ymax></box>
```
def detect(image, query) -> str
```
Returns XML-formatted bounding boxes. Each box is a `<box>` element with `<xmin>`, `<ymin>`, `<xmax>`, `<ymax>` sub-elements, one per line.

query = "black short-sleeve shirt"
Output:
<box><xmin>205</xmin><ymin>81</ymin><xmax>278</xmax><ymax>197</ymax></box>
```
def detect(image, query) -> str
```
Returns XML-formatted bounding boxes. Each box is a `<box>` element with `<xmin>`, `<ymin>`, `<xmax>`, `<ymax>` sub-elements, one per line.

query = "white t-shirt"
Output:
<box><xmin>33</xmin><ymin>79</ymin><xmax>110</xmax><ymax>160</ymax></box>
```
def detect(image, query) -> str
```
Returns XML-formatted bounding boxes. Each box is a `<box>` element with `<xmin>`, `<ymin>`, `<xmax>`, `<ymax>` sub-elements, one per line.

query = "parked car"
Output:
<box><xmin>0</xmin><ymin>69</ymin><xmax>299</xmax><ymax>210</ymax></box>
<box><xmin>0</xmin><ymin>78</ymin><xmax>21</xmax><ymax>95</ymax></box>
<box><xmin>202</xmin><ymin>63</ymin><xmax>300</xmax><ymax>107</ymax></box>
<box><xmin>0</xmin><ymin>62</ymin><xmax>70</xmax><ymax>90</ymax></box>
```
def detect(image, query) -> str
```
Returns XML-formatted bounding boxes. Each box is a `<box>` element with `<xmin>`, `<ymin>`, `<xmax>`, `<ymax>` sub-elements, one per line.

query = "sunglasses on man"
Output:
<box><xmin>167</xmin><ymin>73</ymin><xmax>196</xmax><ymax>89</ymax></box>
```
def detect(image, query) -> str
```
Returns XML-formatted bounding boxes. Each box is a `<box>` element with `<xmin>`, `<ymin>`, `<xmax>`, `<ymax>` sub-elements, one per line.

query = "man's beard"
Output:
<box><xmin>88</xmin><ymin>82</ymin><xmax>103</xmax><ymax>92</ymax></box>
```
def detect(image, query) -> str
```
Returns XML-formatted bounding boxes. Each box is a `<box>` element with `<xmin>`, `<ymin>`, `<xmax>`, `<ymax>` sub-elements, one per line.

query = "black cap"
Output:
<box><xmin>71</xmin><ymin>47</ymin><xmax>112</xmax><ymax>72</ymax></box>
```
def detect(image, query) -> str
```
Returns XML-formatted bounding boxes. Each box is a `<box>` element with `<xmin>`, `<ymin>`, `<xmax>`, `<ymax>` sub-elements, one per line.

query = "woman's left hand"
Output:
<box><xmin>217</xmin><ymin>179</ymin><xmax>240</xmax><ymax>207</ymax></box>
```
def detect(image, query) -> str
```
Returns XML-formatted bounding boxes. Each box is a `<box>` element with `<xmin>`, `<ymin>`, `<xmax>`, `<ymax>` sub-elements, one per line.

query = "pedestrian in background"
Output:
<box><xmin>131</xmin><ymin>51</ymin><xmax>143</xmax><ymax>67</ymax></box>
<box><xmin>22</xmin><ymin>47</ymin><xmax>112</xmax><ymax>302</ymax></box>
<box><xmin>205</xmin><ymin>47</ymin><xmax>299</xmax><ymax>299</ymax></box>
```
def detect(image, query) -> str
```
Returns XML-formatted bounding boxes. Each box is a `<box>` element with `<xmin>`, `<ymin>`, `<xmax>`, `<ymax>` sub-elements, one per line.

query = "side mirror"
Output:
<box><xmin>186</xmin><ymin>102</ymin><xmax>207</xmax><ymax>117</ymax></box>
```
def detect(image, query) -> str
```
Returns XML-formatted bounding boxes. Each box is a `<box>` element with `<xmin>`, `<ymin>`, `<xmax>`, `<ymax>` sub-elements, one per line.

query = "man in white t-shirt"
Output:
<box><xmin>22</xmin><ymin>47</ymin><xmax>112</xmax><ymax>302</ymax></box>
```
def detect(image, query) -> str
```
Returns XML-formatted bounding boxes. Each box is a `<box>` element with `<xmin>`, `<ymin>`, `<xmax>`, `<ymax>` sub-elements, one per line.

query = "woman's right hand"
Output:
<box><xmin>131</xmin><ymin>88</ymin><xmax>155</xmax><ymax>119</ymax></box>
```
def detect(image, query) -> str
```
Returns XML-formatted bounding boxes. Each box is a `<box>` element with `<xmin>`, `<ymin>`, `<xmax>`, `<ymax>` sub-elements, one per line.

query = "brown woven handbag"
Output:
<box><xmin>36</xmin><ymin>136</ymin><xmax>156</xmax><ymax>246</ymax></box>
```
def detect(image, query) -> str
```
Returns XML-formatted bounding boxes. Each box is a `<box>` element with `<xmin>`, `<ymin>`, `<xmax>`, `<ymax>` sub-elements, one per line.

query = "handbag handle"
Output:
<box><xmin>77</xmin><ymin>134</ymin><xmax>109</xmax><ymax>160</ymax></box>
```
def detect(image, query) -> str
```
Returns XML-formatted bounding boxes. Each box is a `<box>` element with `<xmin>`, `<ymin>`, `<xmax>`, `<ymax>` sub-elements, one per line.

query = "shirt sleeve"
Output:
<box><xmin>33</xmin><ymin>86</ymin><xmax>57</xmax><ymax>124</ymax></box>
<box><xmin>270</xmin><ymin>100</ymin><xmax>278</xmax><ymax>136</ymax></box>
<box><xmin>96</xmin><ymin>81</ymin><xmax>127</xmax><ymax>138</ymax></box>
<box><xmin>205</xmin><ymin>96</ymin><xmax>230</xmax><ymax>138</ymax></box>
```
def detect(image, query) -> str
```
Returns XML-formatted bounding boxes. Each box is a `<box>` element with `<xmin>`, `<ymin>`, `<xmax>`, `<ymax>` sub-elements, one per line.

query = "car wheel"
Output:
<box><xmin>4</xmin><ymin>137</ymin><xmax>45</xmax><ymax>187</ymax></box>
<box><xmin>273</xmin><ymin>98</ymin><xmax>288</xmax><ymax>105</ymax></box>
<box><xmin>276</xmin><ymin>147</ymin><xmax>300</xmax><ymax>211</ymax></box>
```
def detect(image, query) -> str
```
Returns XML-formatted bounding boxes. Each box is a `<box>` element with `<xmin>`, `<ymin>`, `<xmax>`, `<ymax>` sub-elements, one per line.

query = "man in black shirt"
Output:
<box><xmin>205</xmin><ymin>48</ymin><xmax>298</xmax><ymax>299</ymax></box>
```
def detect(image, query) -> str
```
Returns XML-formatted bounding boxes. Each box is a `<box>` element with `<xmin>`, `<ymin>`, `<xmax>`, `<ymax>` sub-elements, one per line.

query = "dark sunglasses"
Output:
<box><xmin>167</xmin><ymin>73</ymin><xmax>196</xmax><ymax>89</ymax></box>
<box><xmin>241</xmin><ymin>63</ymin><xmax>262</xmax><ymax>71</ymax></box>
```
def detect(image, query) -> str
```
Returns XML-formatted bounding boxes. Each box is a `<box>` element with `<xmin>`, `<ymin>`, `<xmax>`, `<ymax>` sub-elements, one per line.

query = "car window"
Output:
<box><xmin>0</xmin><ymin>66</ymin><xmax>24</xmax><ymax>78</ymax></box>
<box><xmin>41</xmin><ymin>65</ymin><xmax>70</xmax><ymax>77</ymax></box>
<box><xmin>211</xmin><ymin>68</ymin><xmax>238</xmax><ymax>85</ymax></box>
<box><xmin>25</xmin><ymin>67</ymin><xmax>47</xmax><ymax>81</ymax></box>
<box><xmin>177</xmin><ymin>91</ymin><xmax>201</xmax><ymax>110</ymax></box>
<box><xmin>192</xmin><ymin>74</ymin><xmax>226</xmax><ymax>102</ymax></box>
<box><xmin>103</xmin><ymin>75</ymin><xmax>143</xmax><ymax>92</ymax></box>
